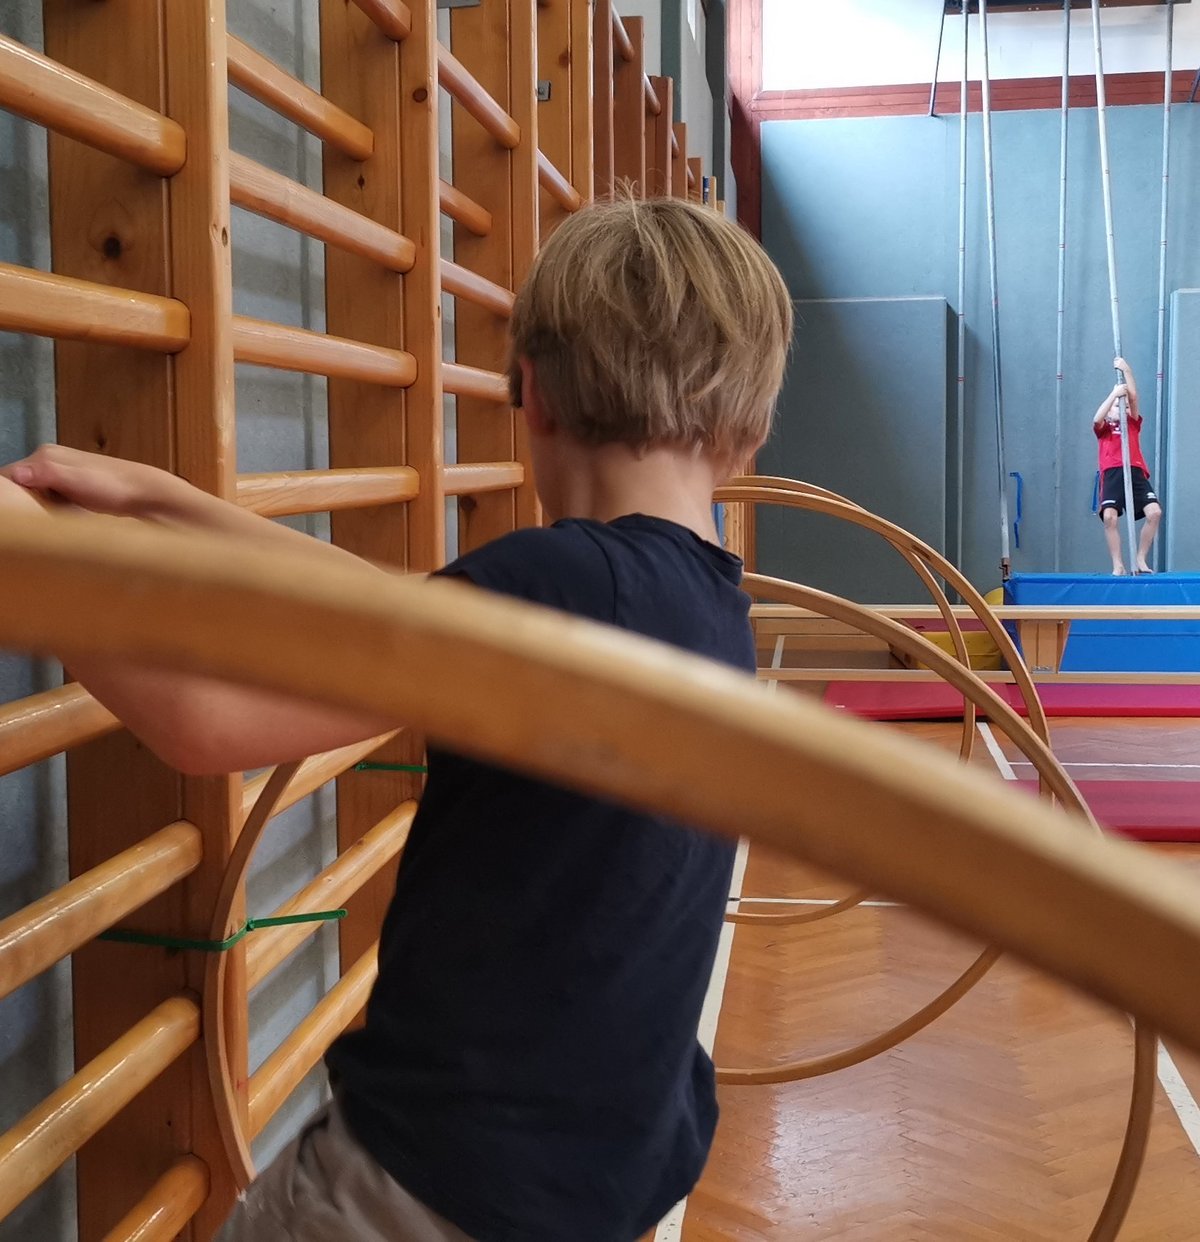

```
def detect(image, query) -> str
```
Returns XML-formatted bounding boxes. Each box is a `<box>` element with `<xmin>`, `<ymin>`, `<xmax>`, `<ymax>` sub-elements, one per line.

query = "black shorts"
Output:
<box><xmin>1098</xmin><ymin>467</ymin><xmax>1159</xmax><ymax>521</ymax></box>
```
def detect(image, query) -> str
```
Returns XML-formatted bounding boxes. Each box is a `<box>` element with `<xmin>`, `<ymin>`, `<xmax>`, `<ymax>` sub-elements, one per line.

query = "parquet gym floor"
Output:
<box><xmin>667</xmin><ymin>715</ymin><xmax>1200</xmax><ymax>1240</ymax></box>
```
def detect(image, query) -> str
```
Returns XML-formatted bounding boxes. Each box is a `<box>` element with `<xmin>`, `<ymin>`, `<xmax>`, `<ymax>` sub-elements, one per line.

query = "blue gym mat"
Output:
<box><xmin>1005</xmin><ymin>573</ymin><xmax>1200</xmax><ymax>673</ymax></box>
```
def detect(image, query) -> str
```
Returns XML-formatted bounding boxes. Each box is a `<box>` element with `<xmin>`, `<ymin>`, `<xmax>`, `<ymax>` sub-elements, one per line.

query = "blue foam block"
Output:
<box><xmin>1004</xmin><ymin>573</ymin><xmax>1200</xmax><ymax>672</ymax></box>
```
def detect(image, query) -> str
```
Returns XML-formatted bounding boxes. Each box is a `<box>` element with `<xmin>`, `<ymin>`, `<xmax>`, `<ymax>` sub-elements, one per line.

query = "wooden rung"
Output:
<box><xmin>442</xmin><ymin>361</ymin><xmax>510</xmax><ymax>404</ymax></box>
<box><xmin>350</xmin><ymin>0</ymin><xmax>413</xmax><ymax>41</ymax></box>
<box><xmin>241</xmin><ymin>732</ymin><xmax>399</xmax><ymax>821</ymax></box>
<box><xmin>537</xmin><ymin>151</ymin><xmax>582</xmax><ymax>212</ymax></box>
<box><xmin>232</xmin><ymin>317</ymin><xmax>417</xmax><ymax>387</ymax></box>
<box><xmin>229</xmin><ymin>154</ymin><xmax>415</xmax><ymax>272</ymax></box>
<box><xmin>236</xmin><ymin>467</ymin><xmax>420</xmax><ymax>517</ymax></box>
<box><xmin>247</xmin><ymin>804</ymin><xmax>415</xmax><ymax>989</ymax></box>
<box><xmin>440</xmin><ymin>258</ymin><xmax>515</xmax><ymax>317</ymax></box>
<box><xmin>0</xmin><ymin>262</ymin><xmax>189</xmax><ymax>352</ymax></box>
<box><xmin>436</xmin><ymin>45</ymin><xmax>520</xmax><ymax>150</ymax></box>
<box><xmin>612</xmin><ymin>12</ymin><xmax>634</xmax><ymax>61</ymax></box>
<box><xmin>227</xmin><ymin>36</ymin><xmax>374</xmax><ymax>162</ymax></box>
<box><xmin>443</xmin><ymin>462</ymin><xmax>524</xmax><ymax>496</ymax></box>
<box><xmin>0</xmin><ymin>997</ymin><xmax>199</xmax><ymax>1220</ymax></box>
<box><xmin>439</xmin><ymin>180</ymin><xmax>493</xmax><ymax>237</ymax></box>
<box><xmin>643</xmin><ymin>74</ymin><xmax>660</xmax><ymax>115</ymax></box>
<box><xmin>0</xmin><ymin>34</ymin><xmax>185</xmax><ymax>175</ymax></box>
<box><xmin>0</xmin><ymin>684</ymin><xmax>118</xmax><ymax>778</ymax></box>
<box><xmin>100</xmin><ymin>1155</ymin><xmax>208</xmax><ymax>1242</ymax></box>
<box><xmin>0</xmin><ymin>821</ymin><xmax>201</xmax><ymax>1003</ymax></box>
<box><xmin>247</xmin><ymin>945</ymin><xmax>379</xmax><ymax>1138</ymax></box>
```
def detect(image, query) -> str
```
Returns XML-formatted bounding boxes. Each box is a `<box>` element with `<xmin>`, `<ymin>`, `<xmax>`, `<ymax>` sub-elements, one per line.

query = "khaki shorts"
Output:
<box><xmin>216</xmin><ymin>1099</ymin><xmax>474</xmax><ymax>1242</ymax></box>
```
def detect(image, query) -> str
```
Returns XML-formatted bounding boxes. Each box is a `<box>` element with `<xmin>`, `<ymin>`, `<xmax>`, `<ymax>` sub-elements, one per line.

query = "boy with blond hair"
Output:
<box><xmin>0</xmin><ymin>198</ymin><xmax>793</xmax><ymax>1241</ymax></box>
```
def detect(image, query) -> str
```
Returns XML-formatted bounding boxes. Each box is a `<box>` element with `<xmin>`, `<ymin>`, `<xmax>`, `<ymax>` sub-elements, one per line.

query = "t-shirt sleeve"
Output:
<box><xmin>434</xmin><ymin>526</ymin><xmax>617</xmax><ymax>625</ymax></box>
<box><xmin>1094</xmin><ymin>421</ymin><xmax>1108</xmax><ymax>440</ymax></box>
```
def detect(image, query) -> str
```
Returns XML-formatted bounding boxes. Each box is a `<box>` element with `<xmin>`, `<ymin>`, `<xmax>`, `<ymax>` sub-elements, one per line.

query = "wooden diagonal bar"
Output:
<box><xmin>100</xmin><ymin>1155</ymin><xmax>209</xmax><ymax>1242</ymax></box>
<box><xmin>440</xmin><ymin>258</ymin><xmax>516</xmax><ymax>316</ymax></box>
<box><xmin>232</xmin><ymin>317</ymin><xmax>417</xmax><ymax>386</ymax></box>
<box><xmin>0</xmin><ymin>997</ymin><xmax>200</xmax><ymax>1220</ymax></box>
<box><xmin>247</xmin><ymin>804</ymin><xmax>415</xmax><ymax>989</ymax></box>
<box><xmin>0</xmin><ymin>34</ymin><xmax>185</xmax><ymax>175</ymax></box>
<box><xmin>437</xmin><ymin>44</ymin><xmax>521</xmax><ymax>149</ymax></box>
<box><xmin>0</xmin><ymin>263</ymin><xmax>189</xmax><ymax>351</ymax></box>
<box><xmin>0</xmin><ymin>685</ymin><xmax>118</xmax><ymax>778</ymax></box>
<box><xmin>247</xmin><ymin>945</ymin><xmax>379</xmax><ymax>1137</ymax></box>
<box><xmin>227</xmin><ymin>36</ymin><xmax>374</xmax><ymax>162</ymax></box>
<box><xmin>537</xmin><ymin>150</ymin><xmax>583</xmax><ymax>211</ymax></box>
<box><xmin>229</xmin><ymin>154</ymin><xmax>416</xmax><ymax>272</ymax></box>
<box><xmin>236</xmin><ymin>467</ymin><xmax>420</xmax><ymax>517</ymax></box>
<box><xmin>0</xmin><ymin>822</ymin><xmax>201</xmax><ymax>1002</ymax></box>
<box><xmin>439</xmin><ymin>180</ymin><xmax>493</xmax><ymax>236</ymax></box>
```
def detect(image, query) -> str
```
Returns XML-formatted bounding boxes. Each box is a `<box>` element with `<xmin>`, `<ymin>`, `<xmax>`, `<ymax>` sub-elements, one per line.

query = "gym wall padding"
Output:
<box><xmin>758</xmin><ymin>104</ymin><xmax>1200</xmax><ymax>587</ymax></box>
<box><xmin>757</xmin><ymin>295</ymin><xmax>949</xmax><ymax>603</ymax></box>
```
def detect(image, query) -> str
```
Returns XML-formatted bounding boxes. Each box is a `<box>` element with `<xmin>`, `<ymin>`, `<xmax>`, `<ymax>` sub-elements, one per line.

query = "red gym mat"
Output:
<box><xmin>1015</xmin><ymin>780</ymin><xmax>1200</xmax><ymax>843</ymax></box>
<box><xmin>822</xmin><ymin>681</ymin><xmax>1200</xmax><ymax>720</ymax></box>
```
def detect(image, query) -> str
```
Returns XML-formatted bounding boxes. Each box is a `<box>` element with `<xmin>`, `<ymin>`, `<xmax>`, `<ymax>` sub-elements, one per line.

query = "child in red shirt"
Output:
<box><xmin>1093</xmin><ymin>357</ymin><xmax>1162</xmax><ymax>575</ymax></box>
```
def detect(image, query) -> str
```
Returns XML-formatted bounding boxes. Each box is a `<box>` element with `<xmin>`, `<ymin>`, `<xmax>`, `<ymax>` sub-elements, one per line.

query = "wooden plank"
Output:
<box><xmin>612</xmin><ymin>15</ymin><xmax>645</xmax><ymax>195</ymax></box>
<box><xmin>671</xmin><ymin>121</ymin><xmax>688</xmax><ymax>197</ymax></box>
<box><xmin>40</xmin><ymin>0</ymin><xmax>241</xmax><ymax>1233</ymax></box>
<box><xmin>592</xmin><ymin>0</ymin><xmax>614</xmax><ymax>197</ymax></box>
<box><xmin>646</xmin><ymin>76</ymin><xmax>673</xmax><ymax>197</ymax></box>
<box><xmin>450</xmin><ymin>0</ymin><xmax>532</xmax><ymax>549</ymax></box>
<box><xmin>687</xmin><ymin>155</ymin><xmax>703</xmax><ymax>201</ymax></box>
<box><xmin>537</xmin><ymin>0</ymin><xmax>574</xmax><ymax>234</ymax></box>
<box><xmin>319</xmin><ymin>0</ymin><xmax>444</xmax><ymax>996</ymax></box>
<box><xmin>568</xmin><ymin>0</ymin><xmax>594</xmax><ymax>207</ymax></box>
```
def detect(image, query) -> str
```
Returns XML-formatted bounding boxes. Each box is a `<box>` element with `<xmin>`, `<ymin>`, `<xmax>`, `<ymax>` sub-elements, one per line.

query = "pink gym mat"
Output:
<box><xmin>822</xmin><ymin>681</ymin><xmax>1200</xmax><ymax>720</ymax></box>
<box><xmin>1015</xmin><ymin>780</ymin><xmax>1200</xmax><ymax>843</ymax></box>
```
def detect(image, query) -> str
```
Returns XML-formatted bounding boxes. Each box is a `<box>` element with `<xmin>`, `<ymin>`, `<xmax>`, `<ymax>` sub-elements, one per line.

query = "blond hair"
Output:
<box><xmin>507</xmin><ymin>196</ymin><xmax>792</xmax><ymax>461</ymax></box>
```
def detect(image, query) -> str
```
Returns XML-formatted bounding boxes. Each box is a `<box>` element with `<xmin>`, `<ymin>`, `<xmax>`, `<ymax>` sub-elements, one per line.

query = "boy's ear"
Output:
<box><xmin>519</xmin><ymin>357</ymin><xmax>556</xmax><ymax>436</ymax></box>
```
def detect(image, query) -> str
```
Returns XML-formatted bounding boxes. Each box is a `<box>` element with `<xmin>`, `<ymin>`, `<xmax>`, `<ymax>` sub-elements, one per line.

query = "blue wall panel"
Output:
<box><xmin>760</xmin><ymin>104</ymin><xmax>1200</xmax><ymax>588</ymax></box>
<box><xmin>758</xmin><ymin>296</ymin><xmax>948</xmax><ymax>602</ymax></box>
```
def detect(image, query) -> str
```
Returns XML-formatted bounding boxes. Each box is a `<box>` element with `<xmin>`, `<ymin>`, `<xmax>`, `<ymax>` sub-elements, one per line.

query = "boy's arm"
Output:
<box><xmin>1094</xmin><ymin>385</ymin><xmax>1124</xmax><ymax>428</ymax></box>
<box><xmin>1</xmin><ymin>448</ymin><xmax>400</xmax><ymax>774</ymax></box>
<box><xmin>1114</xmin><ymin>357</ymin><xmax>1141</xmax><ymax>421</ymax></box>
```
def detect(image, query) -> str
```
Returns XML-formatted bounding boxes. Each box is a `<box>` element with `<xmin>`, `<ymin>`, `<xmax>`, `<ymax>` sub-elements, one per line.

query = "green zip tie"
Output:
<box><xmin>99</xmin><ymin>909</ymin><xmax>346</xmax><ymax>953</ymax></box>
<box><xmin>354</xmin><ymin>762</ymin><xmax>428</xmax><ymax>774</ymax></box>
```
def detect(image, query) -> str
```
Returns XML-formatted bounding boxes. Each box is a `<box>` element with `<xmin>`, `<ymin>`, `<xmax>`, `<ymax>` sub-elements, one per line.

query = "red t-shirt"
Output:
<box><xmin>1095</xmin><ymin>412</ymin><xmax>1148</xmax><ymax>474</ymax></box>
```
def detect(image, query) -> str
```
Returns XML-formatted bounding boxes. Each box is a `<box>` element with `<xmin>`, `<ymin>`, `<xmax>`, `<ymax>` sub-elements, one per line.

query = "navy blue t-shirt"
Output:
<box><xmin>327</xmin><ymin>514</ymin><xmax>755</xmax><ymax>1241</ymax></box>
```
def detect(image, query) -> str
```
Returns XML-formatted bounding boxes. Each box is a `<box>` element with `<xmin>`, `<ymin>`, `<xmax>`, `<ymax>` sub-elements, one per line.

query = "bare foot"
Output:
<box><xmin>1136</xmin><ymin>564</ymin><xmax>1155</xmax><ymax>575</ymax></box>
<box><xmin>1112</xmin><ymin>565</ymin><xmax>1128</xmax><ymax>576</ymax></box>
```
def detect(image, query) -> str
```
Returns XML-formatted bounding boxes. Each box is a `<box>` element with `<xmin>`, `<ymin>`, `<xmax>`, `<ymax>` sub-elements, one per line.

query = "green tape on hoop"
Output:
<box><xmin>99</xmin><ymin>909</ymin><xmax>346</xmax><ymax>953</ymax></box>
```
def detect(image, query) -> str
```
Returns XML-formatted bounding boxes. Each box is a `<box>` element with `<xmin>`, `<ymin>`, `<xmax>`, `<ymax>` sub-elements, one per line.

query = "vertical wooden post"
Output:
<box><xmin>672</xmin><ymin>121</ymin><xmax>689</xmax><ymax>197</ymax></box>
<box><xmin>646</xmin><ymin>77</ymin><xmax>673</xmax><ymax>197</ymax></box>
<box><xmin>42</xmin><ymin>0</ymin><xmax>241</xmax><ymax>1233</ymax></box>
<box><xmin>569</xmin><ymin>0</ymin><xmax>595</xmax><ymax>205</ymax></box>
<box><xmin>612</xmin><ymin>16</ymin><xmax>645</xmax><ymax>195</ymax></box>
<box><xmin>538</xmin><ymin>0</ymin><xmax>573</xmax><ymax>235</ymax></box>
<box><xmin>319</xmin><ymin>0</ymin><xmax>445</xmax><ymax>972</ymax></box>
<box><xmin>592</xmin><ymin>0</ymin><xmax>615</xmax><ymax>198</ymax></box>
<box><xmin>451</xmin><ymin>0</ymin><xmax>540</xmax><ymax>550</ymax></box>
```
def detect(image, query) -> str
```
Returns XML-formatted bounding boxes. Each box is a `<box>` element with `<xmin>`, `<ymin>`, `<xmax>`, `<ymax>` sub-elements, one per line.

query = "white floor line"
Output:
<box><xmin>1156</xmin><ymin>1042</ymin><xmax>1200</xmax><ymax>1157</ymax></box>
<box><xmin>977</xmin><ymin>721</ymin><xmax>1018</xmax><ymax>781</ymax></box>
<box><xmin>979</xmin><ymin>722</ymin><xmax>1200</xmax><ymax>1161</ymax></box>
<box><xmin>1010</xmin><ymin>760</ymin><xmax>1200</xmax><ymax>770</ymax></box>
<box><xmin>730</xmin><ymin>895</ymin><xmax>903</xmax><ymax>909</ymax></box>
<box><xmin>653</xmin><ymin>836</ymin><xmax>750</xmax><ymax>1241</ymax></box>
